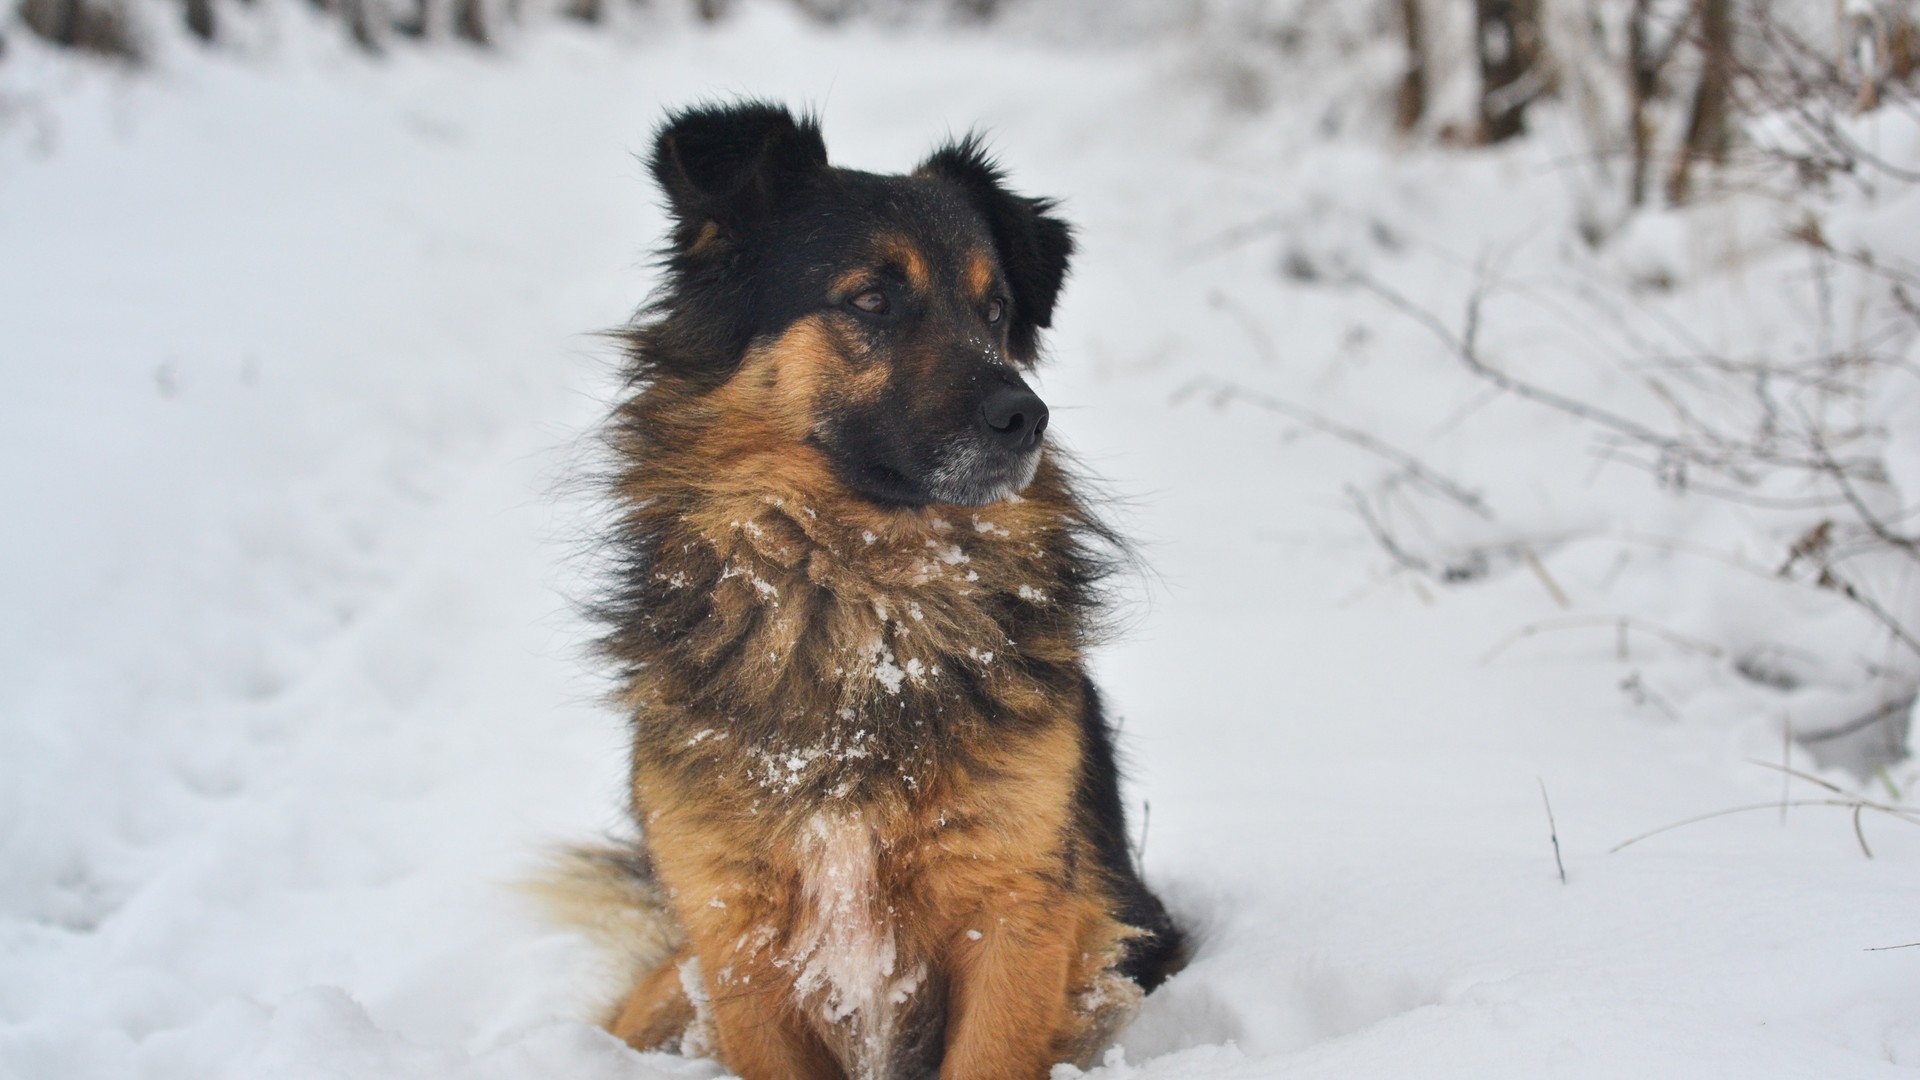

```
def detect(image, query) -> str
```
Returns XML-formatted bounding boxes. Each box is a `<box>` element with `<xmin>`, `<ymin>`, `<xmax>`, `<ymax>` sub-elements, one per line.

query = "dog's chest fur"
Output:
<box><xmin>613</xmin><ymin>449</ymin><xmax>1098</xmax><ymax>814</ymax></box>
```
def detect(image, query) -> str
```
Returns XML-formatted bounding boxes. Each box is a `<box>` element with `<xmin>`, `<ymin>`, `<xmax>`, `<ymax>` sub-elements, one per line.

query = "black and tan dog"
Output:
<box><xmin>558</xmin><ymin>101</ymin><xmax>1182</xmax><ymax>1080</ymax></box>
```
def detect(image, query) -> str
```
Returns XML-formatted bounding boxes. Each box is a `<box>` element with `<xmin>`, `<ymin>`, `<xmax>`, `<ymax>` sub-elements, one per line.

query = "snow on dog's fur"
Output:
<box><xmin>548</xmin><ymin>102</ymin><xmax>1184</xmax><ymax>1080</ymax></box>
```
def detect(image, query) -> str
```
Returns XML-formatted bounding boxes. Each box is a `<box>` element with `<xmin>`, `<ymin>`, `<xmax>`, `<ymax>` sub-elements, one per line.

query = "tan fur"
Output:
<box><xmin>964</xmin><ymin>249</ymin><xmax>995</xmax><ymax>303</ymax></box>
<box><xmin>831</xmin><ymin>267</ymin><xmax>873</xmax><ymax>298</ymax></box>
<box><xmin>875</xmin><ymin>233</ymin><xmax>933</xmax><ymax>292</ymax></box>
<box><xmin>687</xmin><ymin>220</ymin><xmax>723</xmax><ymax>257</ymax></box>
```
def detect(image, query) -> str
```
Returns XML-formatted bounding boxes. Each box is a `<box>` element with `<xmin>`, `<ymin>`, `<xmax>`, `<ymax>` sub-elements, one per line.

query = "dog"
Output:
<box><xmin>557</xmin><ymin>101</ymin><xmax>1183</xmax><ymax>1080</ymax></box>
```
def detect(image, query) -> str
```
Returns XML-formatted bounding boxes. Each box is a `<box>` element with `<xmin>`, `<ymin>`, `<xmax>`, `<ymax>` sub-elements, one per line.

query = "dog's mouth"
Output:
<box><xmin>923</xmin><ymin>436</ymin><xmax>1043</xmax><ymax>507</ymax></box>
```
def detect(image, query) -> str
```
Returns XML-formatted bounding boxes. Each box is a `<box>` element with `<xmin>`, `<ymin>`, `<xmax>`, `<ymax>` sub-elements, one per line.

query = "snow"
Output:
<box><xmin>789</xmin><ymin>811</ymin><xmax>917</xmax><ymax>1080</ymax></box>
<box><xmin>4</xmin><ymin>3</ymin><xmax>1920</xmax><ymax>1078</ymax></box>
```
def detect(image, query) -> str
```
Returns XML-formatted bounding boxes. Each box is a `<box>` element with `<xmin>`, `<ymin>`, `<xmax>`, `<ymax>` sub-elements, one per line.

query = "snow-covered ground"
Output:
<box><xmin>4</xmin><ymin>5</ymin><xmax>1920</xmax><ymax>1077</ymax></box>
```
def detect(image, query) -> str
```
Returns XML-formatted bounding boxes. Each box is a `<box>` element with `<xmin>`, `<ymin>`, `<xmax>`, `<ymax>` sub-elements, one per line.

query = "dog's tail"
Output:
<box><xmin>525</xmin><ymin>843</ymin><xmax>685</xmax><ymax>1023</ymax></box>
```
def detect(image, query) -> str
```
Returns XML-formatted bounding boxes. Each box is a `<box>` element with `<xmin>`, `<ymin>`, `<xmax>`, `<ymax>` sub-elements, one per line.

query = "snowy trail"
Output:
<box><xmin>4</xmin><ymin>7</ymin><xmax>1920</xmax><ymax>1078</ymax></box>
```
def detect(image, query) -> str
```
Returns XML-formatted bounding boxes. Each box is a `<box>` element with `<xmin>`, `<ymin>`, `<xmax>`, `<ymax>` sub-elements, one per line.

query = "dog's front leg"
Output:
<box><xmin>703</xmin><ymin>983</ymin><xmax>842</xmax><ymax>1080</ymax></box>
<box><xmin>938</xmin><ymin>881</ymin><xmax>1077</xmax><ymax>1080</ymax></box>
<box><xmin>677</xmin><ymin>900</ymin><xmax>845</xmax><ymax>1080</ymax></box>
<box><xmin>637</xmin><ymin>802</ymin><xmax>845</xmax><ymax>1080</ymax></box>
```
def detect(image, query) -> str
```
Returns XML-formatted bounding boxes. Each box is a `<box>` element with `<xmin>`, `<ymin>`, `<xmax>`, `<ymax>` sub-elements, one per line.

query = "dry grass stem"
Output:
<box><xmin>1479</xmin><ymin>615</ymin><xmax>1725</xmax><ymax>666</ymax></box>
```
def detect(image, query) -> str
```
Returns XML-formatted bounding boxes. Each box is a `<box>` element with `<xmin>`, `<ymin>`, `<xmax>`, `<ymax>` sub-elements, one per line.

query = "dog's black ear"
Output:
<box><xmin>650</xmin><ymin>101</ymin><xmax>827</xmax><ymax>243</ymax></box>
<box><xmin>918</xmin><ymin>135</ymin><xmax>1074</xmax><ymax>361</ymax></box>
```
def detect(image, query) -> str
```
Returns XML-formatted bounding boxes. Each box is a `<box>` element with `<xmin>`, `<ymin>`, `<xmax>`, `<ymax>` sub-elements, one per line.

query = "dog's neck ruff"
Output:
<box><xmin>602</xmin><ymin>401</ymin><xmax>1111</xmax><ymax>812</ymax></box>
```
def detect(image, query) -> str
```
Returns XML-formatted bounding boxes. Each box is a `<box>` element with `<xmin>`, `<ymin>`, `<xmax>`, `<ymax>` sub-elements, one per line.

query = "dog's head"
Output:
<box><xmin>646</xmin><ymin>101</ymin><xmax>1074</xmax><ymax>508</ymax></box>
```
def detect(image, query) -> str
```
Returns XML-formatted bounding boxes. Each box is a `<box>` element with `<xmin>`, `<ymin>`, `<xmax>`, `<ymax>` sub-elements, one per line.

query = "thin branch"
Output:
<box><xmin>1585</xmin><ymin>446</ymin><xmax>1855</xmax><ymax>509</ymax></box>
<box><xmin>1649</xmin><ymin>7</ymin><xmax>1696</xmax><ymax>74</ymax></box>
<box><xmin>1747</xmin><ymin>759</ymin><xmax>1847</xmax><ymax>796</ymax></box>
<box><xmin>1610</xmin><ymin>798</ymin><xmax>1920</xmax><ymax>854</ymax></box>
<box><xmin>1354</xmin><ymin>266</ymin><xmax>1920</xmax><ymax>670</ymax></box>
<box><xmin>1538</xmin><ymin>778</ymin><xmax>1567</xmax><ymax>884</ymax></box>
<box><xmin>1356</xmin><ymin>270</ymin><xmax>1893</xmax><ymax>491</ymax></box>
<box><xmin>1808</xmin><ymin>424</ymin><xmax>1920</xmax><ymax>565</ymax></box>
<box><xmin>1347</xmin><ymin>485</ymin><xmax>1438</xmax><ymax>577</ymax></box>
<box><xmin>1799</xmin><ymin>695</ymin><xmax>1917</xmax><ymax>744</ymax></box>
<box><xmin>1779</xmin><ymin>717</ymin><xmax>1793</xmax><ymax>825</ymax></box>
<box><xmin>1180</xmin><ymin>212</ymin><xmax>1287</xmax><ymax>264</ymax></box>
<box><xmin>1480</xmin><ymin>615</ymin><xmax>1724</xmax><ymax>665</ymax></box>
<box><xmin>1131</xmin><ymin>799</ymin><xmax>1151</xmax><ymax>879</ymax></box>
<box><xmin>1522</xmin><ymin>547</ymin><xmax>1571</xmax><ymax>609</ymax></box>
<box><xmin>1613</xmin><ymin>758</ymin><xmax>1920</xmax><ymax>857</ymax></box>
<box><xmin>1350</xmin><ymin>271</ymin><xmax>1705</xmax><ymax>462</ymax></box>
<box><xmin>1207</xmin><ymin>291</ymin><xmax>1280</xmax><ymax>367</ymax></box>
<box><xmin>1809</xmin><ymin>565</ymin><xmax>1920</xmax><ymax>658</ymax></box>
<box><xmin>1182</xmin><ymin>378</ymin><xmax>1494</xmax><ymax>520</ymax></box>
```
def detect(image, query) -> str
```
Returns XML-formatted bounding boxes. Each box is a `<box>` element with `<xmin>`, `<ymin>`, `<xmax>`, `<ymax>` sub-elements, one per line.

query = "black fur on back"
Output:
<box><xmin>1076</xmin><ymin>675</ymin><xmax>1187</xmax><ymax>990</ymax></box>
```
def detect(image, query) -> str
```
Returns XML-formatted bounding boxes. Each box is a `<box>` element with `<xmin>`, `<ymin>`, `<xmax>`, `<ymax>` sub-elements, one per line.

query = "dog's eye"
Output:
<box><xmin>985</xmin><ymin>297</ymin><xmax>1007</xmax><ymax>325</ymax></box>
<box><xmin>849</xmin><ymin>290</ymin><xmax>889</xmax><ymax>315</ymax></box>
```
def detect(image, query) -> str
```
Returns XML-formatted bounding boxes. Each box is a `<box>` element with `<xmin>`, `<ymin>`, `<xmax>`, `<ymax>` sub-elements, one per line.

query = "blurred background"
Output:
<box><xmin>4</xmin><ymin>2</ymin><xmax>1920</xmax><ymax>1078</ymax></box>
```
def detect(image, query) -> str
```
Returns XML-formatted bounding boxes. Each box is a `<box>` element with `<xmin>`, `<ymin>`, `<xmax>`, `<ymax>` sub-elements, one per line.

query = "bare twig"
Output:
<box><xmin>1610</xmin><ymin>798</ymin><xmax>1920</xmax><ymax>854</ymax></box>
<box><xmin>1181</xmin><ymin>212</ymin><xmax>1287</xmax><ymax>264</ymax></box>
<box><xmin>1614</xmin><ymin>761</ymin><xmax>1920</xmax><ymax>856</ymax></box>
<box><xmin>1480</xmin><ymin>615</ymin><xmax>1724</xmax><ymax>665</ymax></box>
<box><xmin>1207</xmin><ymin>291</ymin><xmax>1280</xmax><ymax>367</ymax></box>
<box><xmin>1352</xmin><ymin>273</ymin><xmax>1668</xmax><ymax>443</ymax></box>
<box><xmin>1807</xmin><ymin>422</ymin><xmax>1920</xmax><ymax>566</ymax></box>
<box><xmin>1347</xmin><ymin>485</ymin><xmax>1436</xmax><ymax>577</ymax></box>
<box><xmin>1799</xmin><ymin>695</ymin><xmax>1916</xmax><ymax>744</ymax></box>
<box><xmin>1350</xmin><ymin>262</ymin><xmax>1920</xmax><ymax>698</ymax></box>
<box><xmin>1780</xmin><ymin>716</ymin><xmax>1793</xmax><ymax>825</ymax></box>
<box><xmin>1538</xmin><ymin>778</ymin><xmax>1567</xmax><ymax>884</ymax></box>
<box><xmin>1522</xmin><ymin>548</ymin><xmax>1571</xmax><ymax>609</ymax></box>
<box><xmin>1131</xmin><ymin>799</ymin><xmax>1151</xmax><ymax>878</ymax></box>
<box><xmin>1747</xmin><ymin>759</ymin><xmax>1848</xmax><ymax>796</ymax></box>
<box><xmin>1355</xmin><ymin>268</ymin><xmax>1896</xmax><ymax>494</ymax></box>
<box><xmin>1180</xmin><ymin>377</ymin><xmax>1494</xmax><ymax>520</ymax></box>
<box><xmin>1620</xmin><ymin>670</ymin><xmax>1683</xmax><ymax>721</ymax></box>
<box><xmin>1807</xmin><ymin>565</ymin><xmax>1920</xmax><ymax>658</ymax></box>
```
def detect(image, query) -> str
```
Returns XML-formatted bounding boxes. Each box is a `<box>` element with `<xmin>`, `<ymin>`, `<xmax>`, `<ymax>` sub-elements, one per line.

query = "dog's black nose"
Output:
<box><xmin>979</xmin><ymin>387</ymin><xmax>1049</xmax><ymax>450</ymax></box>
